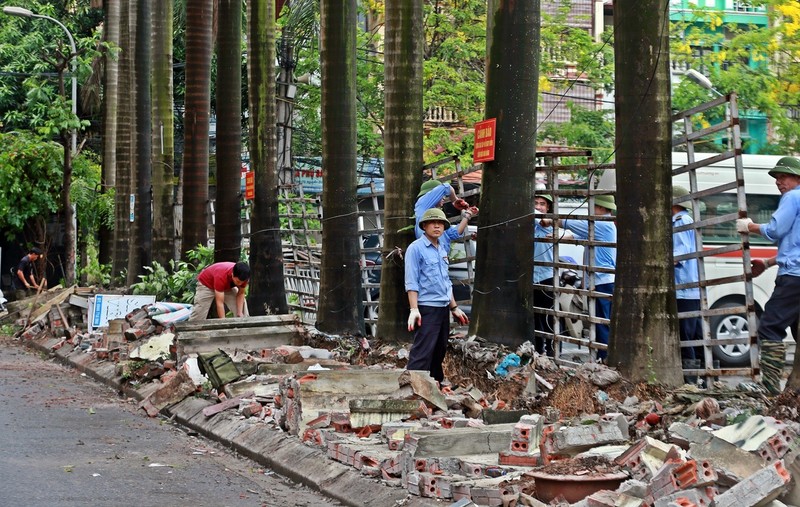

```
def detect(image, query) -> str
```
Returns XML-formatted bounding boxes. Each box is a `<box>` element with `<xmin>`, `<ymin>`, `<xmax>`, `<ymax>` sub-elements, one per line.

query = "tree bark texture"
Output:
<box><xmin>471</xmin><ymin>0</ymin><xmax>539</xmax><ymax>346</ymax></box>
<box><xmin>316</xmin><ymin>0</ymin><xmax>364</xmax><ymax>334</ymax></box>
<box><xmin>99</xmin><ymin>0</ymin><xmax>120</xmax><ymax>266</ymax></box>
<box><xmin>376</xmin><ymin>0</ymin><xmax>424</xmax><ymax>341</ymax></box>
<box><xmin>182</xmin><ymin>0</ymin><xmax>213</xmax><ymax>258</ymax></box>
<box><xmin>215</xmin><ymin>0</ymin><xmax>244</xmax><ymax>263</ymax></box>
<box><xmin>151</xmin><ymin>0</ymin><xmax>176</xmax><ymax>267</ymax></box>
<box><xmin>246</xmin><ymin>0</ymin><xmax>288</xmax><ymax>315</ymax></box>
<box><xmin>610</xmin><ymin>0</ymin><xmax>683</xmax><ymax>386</ymax></box>
<box><xmin>112</xmin><ymin>1</ymin><xmax>136</xmax><ymax>279</ymax></box>
<box><xmin>128</xmin><ymin>0</ymin><xmax>153</xmax><ymax>284</ymax></box>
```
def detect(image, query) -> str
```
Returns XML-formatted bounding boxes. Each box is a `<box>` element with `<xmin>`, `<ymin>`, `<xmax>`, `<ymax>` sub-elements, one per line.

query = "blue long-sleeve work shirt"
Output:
<box><xmin>673</xmin><ymin>210</ymin><xmax>701</xmax><ymax>300</ymax></box>
<box><xmin>405</xmin><ymin>235</ymin><xmax>453</xmax><ymax>307</ymax></box>
<box><xmin>534</xmin><ymin>220</ymin><xmax>555</xmax><ymax>283</ymax></box>
<box><xmin>760</xmin><ymin>187</ymin><xmax>800</xmax><ymax>277</ymax></box>
<box><xmin>562</xmin><ymin>217</ymin><xmax>616</xmax><ymax>286</ymax></box>
<box><xmin>414</xmin><ymin>183</ymin><xmax>463</xmax><ymax>252</ymax></box>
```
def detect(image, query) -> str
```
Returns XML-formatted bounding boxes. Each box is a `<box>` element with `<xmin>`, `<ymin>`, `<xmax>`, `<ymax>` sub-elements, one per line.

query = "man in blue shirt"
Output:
<box><xmin>414</xmin><ymin>180</ymin><xmax>477</xmax><ymax>253</ymax></box>
<box><xmin>533</xmin><ymin>193</ymin><xmax>556</xmax><ymax>356</ymax></box>
<box><xmin>672</xmin><ymin>186</ymin><xmax>703</xmax><ymax>378</ymax></box>
<box><xmin>405</xmin><ymin>208</ymin><xmax>469</xmax><ymax>383</ymax></box>
<box><xmin>737</xmin><ymin>156</ymin><xmax>800</xmax><ymax>394</ymax></box>
<box><xmin>544</xmin><ymin>195</ymin><xmax>617</xmax><ymax>361</ymax></box>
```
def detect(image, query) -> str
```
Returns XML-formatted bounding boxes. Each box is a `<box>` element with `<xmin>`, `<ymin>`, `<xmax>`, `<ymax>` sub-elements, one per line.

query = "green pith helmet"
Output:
<box><xmin>672</xmin><ymin>185</ymin><xmax>692</xmax><ymax>212</ymax></box>
<box><xmin>768</xmin><ymin>157</ymin><xmax>800</xmax><ymax>178</ymax></box>
<box><xmin>419</xmin><ymin>207</ymin><xmax>451</xmax><ymax>230</ymax></box>
<box><xmin>535</xmin><ymin>194</ymin><xmax>553</xmax><ymax>203</ymax></box>
<box><xmin>417</xmin><ymin>180</ymin><xmax>443</xmax><ymax>198</ymax></box>
<box><xmin>593</xmin><ymin>194</ymin><xmax>616</xmax><ymax>211</ymax></box>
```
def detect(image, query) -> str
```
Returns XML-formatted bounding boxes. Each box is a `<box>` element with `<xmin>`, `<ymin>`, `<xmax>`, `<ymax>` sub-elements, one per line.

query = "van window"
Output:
<box><xmin>698</xmin><ymin>193</ymin><xmax>780</xmax><ymax>245</ymax></box>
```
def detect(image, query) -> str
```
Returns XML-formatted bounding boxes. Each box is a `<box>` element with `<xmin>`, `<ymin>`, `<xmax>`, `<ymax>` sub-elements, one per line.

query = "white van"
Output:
<box><xmin>671</xmin><ymin>152</ymin><xmax>784</xmax><ymax>366</ymax></box>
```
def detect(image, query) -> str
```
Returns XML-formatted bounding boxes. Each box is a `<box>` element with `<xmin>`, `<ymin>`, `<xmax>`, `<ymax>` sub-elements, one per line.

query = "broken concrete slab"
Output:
<box><xmin>176</xmin><ymin>325</ymin><xmax>304</xmax><ymax>355</ymax></box>
<box><xmin>405</xmin><ymin>424</ymin><xmax>517</xmax><ymax>457</ymax></box>
<box><xmin>129</xmin><ymin>332</ymin><xmax>174</xmax><ymax>361</ymax></box>
<box><xmin>139</xmin><ymin>368</ymin><xmax>197</xmax><ymax>417</ymax></box>
<box><xmin>713</xmin><ymin>415</ymin><xmax>784</xmax><ymax>452</ymax></box>
<box><xmin>348</xmin><ymin>398</ymin><xmax>428</xmax><ymax>428</ymax></box>
<box><xmin>714</xmin><ymin>461</ymin><xmax>791</xmax><ymax>507</ymax></box>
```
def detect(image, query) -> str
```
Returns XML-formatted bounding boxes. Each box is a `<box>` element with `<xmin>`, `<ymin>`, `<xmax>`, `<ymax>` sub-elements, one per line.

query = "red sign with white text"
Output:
<box><xmin>473</xmin><ymin>118</ymin><xmax>496</xmax><ymax>163</ymax></box>
<box><xmin>245</xmin><ymin>171</ymin><xmax>255</xmax><ymax>200</ymax></box>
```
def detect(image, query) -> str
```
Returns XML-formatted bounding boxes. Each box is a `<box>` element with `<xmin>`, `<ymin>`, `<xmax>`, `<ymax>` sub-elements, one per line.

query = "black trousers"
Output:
<box><xmin>758</xmin><ymin>274</ymin><xmax>800</xmax><ymax>343</ymax></box>
<box><xmin>407</xmin><ymin>306</ymin><xmax>450</xmax><ymax>382</ymax></box>
<box><xmin>677</xmin><ymin>299</ymin><xmax>702</xmax><ymax>361</ymax></box>
<box><xmin>533</xmin><ymin>278</ymin><xmax>555</xmax><ymax>357</ymax></box>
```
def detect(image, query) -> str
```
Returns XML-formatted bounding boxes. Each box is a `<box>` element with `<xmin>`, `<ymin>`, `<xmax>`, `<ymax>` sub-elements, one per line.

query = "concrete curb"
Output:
<box><xmin>18</xmin><ymin>335</ymin><xmax>436</xmax><ymax>507</ymax></box>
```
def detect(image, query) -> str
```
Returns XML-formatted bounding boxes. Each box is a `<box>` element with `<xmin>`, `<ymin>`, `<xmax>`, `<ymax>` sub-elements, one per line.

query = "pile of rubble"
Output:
<box><xmin>5</xmin><ymin>286</ymin><xmax>800</xmax><ymax>506</ymax></box>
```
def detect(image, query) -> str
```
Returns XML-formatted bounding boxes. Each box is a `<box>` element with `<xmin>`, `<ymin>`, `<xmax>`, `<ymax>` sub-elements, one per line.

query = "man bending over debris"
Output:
<box><xmin>405</xmin><ymin>208</ymin><xmax>468</xmax><ymax>383</ymax></box>
<box><xmin>189</xmin><ymin>261</ymin><xmax>250</xmax><ymax>321</ymax></box>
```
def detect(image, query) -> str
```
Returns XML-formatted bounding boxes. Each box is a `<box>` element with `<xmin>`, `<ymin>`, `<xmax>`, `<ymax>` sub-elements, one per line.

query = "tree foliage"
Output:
<box><xmin>0</xmin><ymin>131</ymin><xmax>63</xmax><ymax>237</ymax></box>
<box><xmin>671</xmin><ymin>0</ymin><xmax>800</xmax><ymax>153</ymax></box>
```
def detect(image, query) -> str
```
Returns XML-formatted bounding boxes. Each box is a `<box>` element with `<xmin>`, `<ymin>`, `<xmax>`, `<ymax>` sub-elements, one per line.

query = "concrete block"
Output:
<box><xmin>405</xmin><ymin>424</ymin><xmax>516</xmax><ymax>457</ymax></box>
<box><xmin>654</xmin><ymin>487</ymin><xmax>718</xmax><ymax>507</ymax></box>
<box><xmin>714</xmin><ymin>461</ymin><xmax>791</xmax><ymax>507</ymax></box>
<box><xmin>586</xmin><ymin>490</ymin><xmax>620</xmax><ymax>507</ymax></box>
<box><xmin>544</xmin><ymin>418</ymin><xmax>627</xmax><ymax>457</ymax></box>
<box><xmin>648</xmin><ymin>460</ymin><xmax>688</xmax><ymax>502</ymax></box>
<box><xmin>714</xmin><ymin>416</ymin><xmax>785</xmax><ymax>452</ymax></box>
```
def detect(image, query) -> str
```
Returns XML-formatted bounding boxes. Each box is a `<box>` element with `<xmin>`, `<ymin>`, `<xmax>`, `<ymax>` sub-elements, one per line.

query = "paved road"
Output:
<box><xmin>0</xmin><ymin>337</ymin><xmax>341</xmax><ymax>507</ymax></box>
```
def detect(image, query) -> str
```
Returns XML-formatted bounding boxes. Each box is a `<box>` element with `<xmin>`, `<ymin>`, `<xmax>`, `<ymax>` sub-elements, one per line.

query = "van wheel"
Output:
<box><xmin>709</xmin><ymin>302</ymin><xmax>756</xmax><ymax>367</ymax></box>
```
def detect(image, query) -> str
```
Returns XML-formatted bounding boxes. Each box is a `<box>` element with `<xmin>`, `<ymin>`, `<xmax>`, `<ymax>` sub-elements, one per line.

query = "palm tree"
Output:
<box><xmin>609</xmin><ymin>0</ymin><xmax>683</xmax><ymax>386</ymax></box>
<box><xmin>99</xmin><ymin>0</ymin><xmax>120</xmax><ymax>266</ymax></box>
<box><xmin>128</xmin><ymin>0</ymin><xmax>153</xmax><ymax>284</ymax></box>
<box><xmin>112</xmin><ymin>0</ymin><xmax>136</xmax><ymax>278</ymax></box>
<box><xmin>246</xmin><ymin>0</ymin><xmax>288</xmax><ymax>315</ymax></box>
<box><xmin>316</xmin><ymin>0</ymin><xmax>364</xmax><ymax>334</ymax></box>
<box><xmin>376</xmin><ymin>0</ymin><xmax>424</xmax><ymax>340</ymax></box>
<box><xmin>470</xmin><ymin>0</ymin><xmax>539</xmax><ymax>346</ymax></box>
<box><xmin>151</xmin><ymin>0</ymin><xmax>176</xmax><ymax>266</ymax></box>
<box><xmin>181</xmin><ymin>0</ymin><xmax>214</xmax><ymax>258</ymax></box>
<box><xmin>214</xmin><ymin>0</ymin><xmax>244</xmax><ymax>263</ymax></box>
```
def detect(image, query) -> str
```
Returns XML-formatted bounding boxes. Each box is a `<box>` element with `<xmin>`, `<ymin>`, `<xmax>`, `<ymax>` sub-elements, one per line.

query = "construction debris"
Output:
<box><xmin>8</xmin><ymin>287</ymin><xmax>800</xmax><ymax>507</ymax></box>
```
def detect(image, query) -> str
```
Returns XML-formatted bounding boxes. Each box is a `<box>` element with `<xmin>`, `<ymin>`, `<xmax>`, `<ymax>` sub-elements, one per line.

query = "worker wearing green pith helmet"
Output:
<box><xmin>405</xmin><ymin>208</ymin><xmax>469</xmax><ymax>383</ymax></box>
<box><xmin>414</xmin><ymin>179</ymin><xmax>478</xmax><ymax>253</ymax></box>
<box><xmin>737</xmin><ymin>156</ymin><xmax>800</xmax><ymax>395</ymax></box>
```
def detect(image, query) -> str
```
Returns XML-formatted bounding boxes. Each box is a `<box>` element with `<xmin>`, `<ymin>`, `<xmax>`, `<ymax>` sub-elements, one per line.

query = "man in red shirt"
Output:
<box><xmin>189</xmin><ymin>262</ymin><xmax>250</xmax><ymax>321</ymax></box>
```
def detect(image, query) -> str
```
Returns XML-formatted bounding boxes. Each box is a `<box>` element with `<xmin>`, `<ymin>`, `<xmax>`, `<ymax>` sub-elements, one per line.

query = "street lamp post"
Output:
<box><xmin>4</xmin><ymin>6</ymin><xmax>79</xmax><ymax>284</ymax></box>
<box><xmin>3</xmin><ymin>6</ymin><xmax>77</xmax><ymax>153</ymax></box>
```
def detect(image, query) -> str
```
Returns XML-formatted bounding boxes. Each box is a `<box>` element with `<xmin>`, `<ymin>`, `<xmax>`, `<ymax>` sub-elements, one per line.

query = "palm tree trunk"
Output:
<box><xmin>316</xmin><ymin>0</ymin><xmax>363</xmax><ymax>334</ymax></box>
<box><xmin>99</xmin><ymin>0</ymin><xmax>120</xmax><ymax>266</ymax></box>
<box><xmin>151</xmin><ymin>0</ymin><xmax>176</xmax><ymax>266</ymax></box>
<box><xmin>610</xmin><ymin>0</ymin><xmax>682</xmax><ymax>386</ymax></box>
<box><xmin>376</xmin><ymin>0</ymin><xmax>424</xmax><ymax>341</ymax></box>
<box><xmin>471</xmin><ymin>0</ymin><xmax>539</xmax><ymax>346</ymax></box>
<box><xmin>112</xmin><ymin>0</ymin><xmax>136</xmax><ymax>278</ymax></box>
<box><xmin>246</xmin><ymin>0</ymin><xmax>288</xmax><ymax>315</ymax></box>
<box><xmin>128</xmin><ymin>0</ymin><xmax>152</xmax><ymax>284</ymax></box>
<box><xmin>214</xmin><ymin>0</ymin><xmax>244</xmax><ymax>263</ymax></box>
<box><xmin>182</xmin><ymin>0</ymin><xmax>213</xmax><ymax>257</ymax></box>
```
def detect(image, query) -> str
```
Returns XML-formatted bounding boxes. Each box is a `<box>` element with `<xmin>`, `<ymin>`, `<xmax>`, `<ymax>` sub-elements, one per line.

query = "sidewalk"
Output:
<box><xmin>14</xmin><ymin>332</ymin><xmax>439</xmax><ymax>507</ymax></box>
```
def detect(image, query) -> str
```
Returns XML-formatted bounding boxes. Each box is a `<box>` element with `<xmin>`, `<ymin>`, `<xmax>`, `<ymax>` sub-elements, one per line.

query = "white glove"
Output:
<box><xmin>736</xmin><ymin>218</ymin><xmax>753</xmax><ymax>233</ymax></box>
<box><xmin>451</xmin><ymin>307</ymin><xmax>469</xmax><ymax>326</ymax></box>
<box><xmin>407</xmin><ymin>308</ymin><xmax>422</xmax><ymax>331</ymax></box>
<box><xmin>460</xmin><ymin>209</ymin><xmax>473</xmax><ymax>220</ymax></box>
<box><xmin>558</xmin><ymin>229</ymin><xmax>574</xmax><ymax>240</ymax></box>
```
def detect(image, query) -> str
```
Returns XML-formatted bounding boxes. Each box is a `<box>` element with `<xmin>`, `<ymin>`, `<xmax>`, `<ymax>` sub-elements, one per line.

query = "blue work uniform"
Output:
<box><xmin>414</xmin><ymin>183</ymin><xmax>463</xmax><ymax>253</ymax></box>
<box><xmin>758</xmin><ymin>188</ymin><xmax>800</xmax><ymax>342</ymax></box>
<box><xmin>673</xmin><ymin>209</ymin><xmax>702</xmax><ymax>361</ymax></box>
<box><xmin>532</xmin><ymin>220</ymin><xmax>556</xmax><ymax>356</ymax></box>
<box><xmin>563</xmin><ymin>217</ymin><xmax>616</xmax><ymax>359</ymax></box>
<box><xmin>405</xmin><ymin>234</ymin><xmax>453</xmax><ymax>381</ymax></box>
